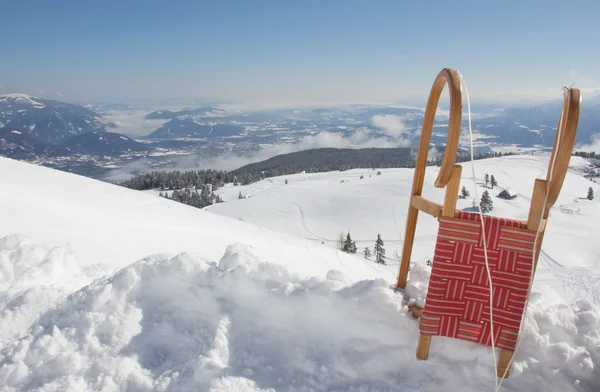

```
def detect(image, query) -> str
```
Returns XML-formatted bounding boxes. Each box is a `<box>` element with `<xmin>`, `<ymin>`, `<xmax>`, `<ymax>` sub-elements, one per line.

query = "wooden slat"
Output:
<box><xmin>396</xmin><ymin>68</ymin><xmax>462</xmax><ymax>290</ymax></box>
<box><xmin>545</xmin><ymin>89</ymin><xmax>581</xmax><ymax>213</ymax></box>
<box><xmin>442</xmin><ymin>165</ymin><xmax>462</xmax><ymax>217</ymax></box>
<box><xmin>527</xmin><ymin>179</ymin><xmax>548</xmax><ymax>231</ymax></box>
<box><xmin>416</xmin><ymin>335</ymin><xmax>432</xmax><ymax>360</ymax></box>
<box><xmin>497</xmin><ymin>349</ymin><xmax>513</xmax><ymax>378</ymax></box>
<box><xmin>411</xmin><ymin>196</ymin><xmax>443</xmax><ymax>218</ymax></box>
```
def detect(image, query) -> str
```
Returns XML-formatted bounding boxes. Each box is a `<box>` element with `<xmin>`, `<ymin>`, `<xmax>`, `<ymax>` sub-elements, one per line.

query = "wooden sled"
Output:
<box><xmin>395</xmin><ymin>68</ymin><xmax>581</xmax><ymax>378</ymax></box>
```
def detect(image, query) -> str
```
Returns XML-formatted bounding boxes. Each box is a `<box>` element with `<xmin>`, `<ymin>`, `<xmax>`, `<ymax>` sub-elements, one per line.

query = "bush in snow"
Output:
<box><xmin>480</xmin><ymin>190</ymin><xmax>493</xmax><ymax>213</ymax></box>
<box><xmin>460</xmin><ymin>186</ymin><xmax>470</xmax><ymax>199</ymax></box>
<box><xmin>342</xmin><ymin>233</ymin><xmax>357</xmax><ymax>254</ymax></box>
<box><xmin>374</xmin><ymin>234</ymin><xmax>386</xmax><ymax>265</ymax></box>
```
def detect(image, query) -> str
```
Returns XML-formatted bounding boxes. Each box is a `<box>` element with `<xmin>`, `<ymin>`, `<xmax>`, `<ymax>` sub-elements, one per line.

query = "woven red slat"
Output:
<box><xmin>419</xmin><ymin>211</ymin><xmax>535</xmax><ymax>351</ymax></box>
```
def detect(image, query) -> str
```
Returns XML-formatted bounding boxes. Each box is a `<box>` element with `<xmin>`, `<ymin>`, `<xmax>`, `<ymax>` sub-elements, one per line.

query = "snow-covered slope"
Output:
<box><xmin>0</xmin><ymin>157</ymin><xmax>598</xmax><ymax>391</ymax></box>
<box><xmin>208</xmin><ymin>155</ymin><xmax>600</xmax><ymax>305</ymax></box>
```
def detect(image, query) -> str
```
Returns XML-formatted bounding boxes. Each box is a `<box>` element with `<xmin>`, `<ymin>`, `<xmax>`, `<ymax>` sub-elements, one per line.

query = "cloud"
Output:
<box><xmin>102</xmin><ymin>128</ymin><xmax>413</xmax><ymax>182</ymax></box>
<box><xmin>101</xmin><ymin>109</ymin><xmax>169</xmax><ymax>137</ymax></box>
<box><xmin>576</xmin><ymin>133</ymin><xmax>600</xmax><ymax>153</ymax></box>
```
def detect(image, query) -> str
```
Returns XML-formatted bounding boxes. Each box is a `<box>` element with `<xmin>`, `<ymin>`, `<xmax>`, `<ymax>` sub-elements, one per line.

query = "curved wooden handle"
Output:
<box><xmin>544</xmin><ymin>88</ymin><xmax>581</xmax><ymax>211</ymax></box>
<box><xmin>413</xmin><ymin>68</ymin><xmax>462</xmax><ymax>191</ymax></box>
<box><xmin>396</xmin><ymin>68</ymin><xmax>462</xmax><ymax>289</ymax></box>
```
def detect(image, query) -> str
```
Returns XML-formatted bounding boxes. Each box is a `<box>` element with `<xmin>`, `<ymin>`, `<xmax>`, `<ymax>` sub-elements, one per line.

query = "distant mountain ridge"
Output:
<box><xmin>0</xmin><ymin>94</ymin><xmax>110</xmax><ymax>144</ymax></box>
<box><xmin>0</xmin><ymin>94</ymin><xmax>149</xmax><ymax>159</ymax></box>
<box><xmin>145</xmin><ymin>106</ymin><xmax>229</xmax><ymax>120</ymax></box>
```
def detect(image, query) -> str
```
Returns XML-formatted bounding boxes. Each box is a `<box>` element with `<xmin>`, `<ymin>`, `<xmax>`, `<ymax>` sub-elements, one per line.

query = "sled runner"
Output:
<box><xmin>395</xmin><ymin>68</ymin><xmax>581</xmax><ymax>377</ymax></box>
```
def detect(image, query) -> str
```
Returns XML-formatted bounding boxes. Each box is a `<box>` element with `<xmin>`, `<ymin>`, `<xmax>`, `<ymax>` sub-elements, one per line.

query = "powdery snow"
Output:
<box><xmin>208</xmin><ymin>155</ymin><xmax>600</xmax><ymax>305</ymax></box>
<box><xmin>1</xmin><ymin>236</ymin><xmax>598</xmax><ymax>391</ymax></box>
<box><xmin>0</xmin><ymin>157</ymin><xmax>598</xmax><ymax>391</ymax></box>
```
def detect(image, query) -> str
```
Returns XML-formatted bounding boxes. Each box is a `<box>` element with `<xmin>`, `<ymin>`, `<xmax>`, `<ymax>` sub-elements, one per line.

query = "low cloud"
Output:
<box><xmin>102</xmin><ymin>127</ymin><xmax>416</xmax><ymax>182</ymax></box>
<box><xmin>577</xmin><ymin>133</ymin><xmax>600</xmax><ymax>153</ymax></box>
<box><xmin>102</xmin><ymin>109</ymin><xmax>169</xmax><ymax>137</ymax></box>
<box><xmin>371</xmin><ymin>114</ymin><xmax>413</xmax><ymax>147</ymax></box>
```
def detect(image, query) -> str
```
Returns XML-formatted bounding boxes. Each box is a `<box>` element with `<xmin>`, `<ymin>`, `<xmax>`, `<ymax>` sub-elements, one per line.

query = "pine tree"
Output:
<box><xmin>587</xmin><ymin>187</ymin><xmax>595</xmax><ymax>200</ymax></box>
<box><xmin>480</xmin><ymin>190</ymin><xmax>494</xmax><ymax>213</ymax></box>
<box><xmin>285</xmin><ymin>179</ymin><xmax>288</xmax><ymax>184</ymax></box>
<box><xmin>490</xmin><ymin>175</ymin><xmax>498</xmax><ymax>189</ymax></box>
<box><xmin>360</xmin><ymin>175</ymin><xmax>364</xmax><ymax>179</ymax></box>
<box><xmin>238</xmin><ymin>191</ymin><xmax>243</xmax><ymax>199</ymax></box>
<box><xmin>460</xmin><ymin>186</ymin><xmax>470</xmax><ymax>199</ymax></box>
<box><xmin>343</xmin><ymin>233</ymin><xmax>357</xmax><ymax>254</ymax></box>
<box><xmin>374</xmin><ymin>234</ymin><xmax>386</xmax><ymax>265</ymax></box>
<box><xmin>485</xmin><ymin>174</ymin><xmax>490</xmax><ymax>186</ymax></box>
<box><xmin>338</xmin><ymin>231</ymin><xmax>345</xmax><ymax>251</ymax></box>
<box><xmin>377</xmin><ymin>171</ymin><xmax>382</xmax><ymax>176</ymax></box>
<box><xmin>363</xmin><ymin>247</ymin><xmax>372</xmax><ymax>260</ymax></box>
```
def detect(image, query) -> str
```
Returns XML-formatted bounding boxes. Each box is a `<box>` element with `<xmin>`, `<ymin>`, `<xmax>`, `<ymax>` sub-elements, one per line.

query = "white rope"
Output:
<box><xmin>459</xmin><ymin>70</ymin><xmax>572</xmax><ymax>390</ymax></box>
<box><xmin>457</xmin><ymin>71</ymin><xmax>499</xmax><ymax>390</ymax></box>
<box><xmin>495</xmin><ymin>85</ymin><xmax>573</xmax><ymax>389</ymax></box>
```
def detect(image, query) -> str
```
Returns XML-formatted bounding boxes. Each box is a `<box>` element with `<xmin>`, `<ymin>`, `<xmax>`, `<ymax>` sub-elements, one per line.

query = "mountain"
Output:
<box><xmin>0</xmin><ymin>94</ymin><xmax>110</xmax><ymax>144</ymax></box>
<box><xmin>232</xmin><ymin>147</ymin><xmax>417</xmax><ymax>176</ymax></box>
<box><xmin>0</xmin><ymin>128</ymin><xmax>51</xmax><ymax>159</ymax></box>
<box><xmin>0</xmin><ymin>157</ymin><xmax>598</xmax><ymax>391</ymax></box>
<box><xmin>49</xmin><ymin>131</ymin><xmax>151</xmax><ymax>157</ymax></box>
<box><xmin>145</xmin><ymin>106</ymin><xmax>229</xmax><ymax>120</ymax></box>
<box><xmin>147</xmin><ymin>118</ymin><xmax>245</xmax><ymax>139</ymax></box>
<box><xmin>471</xmin><ymin>94</ymin><xmax>600</xmax><ymax>147</ymax></box>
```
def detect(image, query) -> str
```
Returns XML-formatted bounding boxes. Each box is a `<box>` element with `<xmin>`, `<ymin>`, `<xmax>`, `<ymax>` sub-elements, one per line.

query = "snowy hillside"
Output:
<box><xmin>0</xmin><ymin>157</ymin><xmax>598</xmax><ymax>391</ymax></box>
<box><xmin>208</xmin><ymin>155</ymin><xmax>600</xmax><ymax>306</ymax></box>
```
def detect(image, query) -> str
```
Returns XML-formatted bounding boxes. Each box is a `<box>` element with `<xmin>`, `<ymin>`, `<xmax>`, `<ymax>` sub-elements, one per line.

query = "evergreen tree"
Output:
<box><xmin>238</xmin><ymin>191</ymin><xmax>243</xmax><ymax>199</ymax></box>
<box><xmin>490</xmin><ymin>175</ymin><xmax>498</xmax><ymax>189</ymax></box>
<box><xmin>343</xmin><ymin>233</ymin><xmax>357</xmax><ymax>253</ymax></box>
<box><xmin>377</xmin><ymin>170</ymin><xmax>382</xmax><ymax>176</ymax></box>
<box><xmin>363</xmin><ymin>247</ymin><xmax>372</xmax><ymax>260</ymax></box>
<box><xmin>587</xmin><ymin>187</ymin><xmax>595</xmax><ymax>200</ymax></box>
<box><xmin>480</xmin><ymin>190</ymin><xmax>494</xmax><ymax>213</ymax></box>
<box><xmin>460</xmin><ymin>186</ymin><xmax>470</xmax><ymax>199</ymax></box>
<box><xmin>338</xmin><ymin>231</ymin><xmax>345</xmax><ymax>251</ymax></box>
<box><xmin>485</xmin><ymin>174</ymin><xmax>490</xmax><ymax>186</ymax></box>
<box><xmin>360</xmin><ymin>175</ymin><xmax>364</xmax><ymax>179</ymax></box>
<box><xmin>374</xmin><ymin>234</ymin><xmax>386</xmax><ymax>265</ymax></box>
<box><xmin>285</xmin><ymin>179</ymin><xmax>288</xmax><ymax>184</ymax></box>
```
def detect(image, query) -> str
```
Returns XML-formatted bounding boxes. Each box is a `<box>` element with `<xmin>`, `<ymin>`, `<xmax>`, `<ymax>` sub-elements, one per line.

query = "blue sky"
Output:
<box><xmin>2</xmin><ymin>0</ymin><xmax>599</xmax><ymax>104</ymax></box>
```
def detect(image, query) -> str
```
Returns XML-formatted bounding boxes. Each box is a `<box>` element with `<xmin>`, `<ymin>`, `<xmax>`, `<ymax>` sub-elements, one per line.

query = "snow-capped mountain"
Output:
<box><xmin>145</xmin><ymin>106</ymin><xmax>229</xmax><ymax>120</ymax></box>
<box><xmin>0</xmin><ymin>128</ymin><xmax>51</xmax><ymax>159</ymax></box>
<box><xmin>50</xmin><ymin>131</ymin><xmax>151</xmax><ymax>157</ymax></box>
<box><xmin>147</xmin><ymin>118</ymin><xmax>245</xmax><ymax>139</ymax></box>
<box><xmin>0</xmin><ymin>94</ymin><xmax>110</xmax><ymax>144</ymax></box>
<box><xmin>0</xmin><ymin>157</ymin><xmax>598</xmax><ymax>391</ymax></box>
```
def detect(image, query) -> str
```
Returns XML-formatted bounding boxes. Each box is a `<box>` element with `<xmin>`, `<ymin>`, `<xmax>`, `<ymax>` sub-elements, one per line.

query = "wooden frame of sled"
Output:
<box><xmin>395</xmin><ymin>68</ymin><xmax>581</xmax><ymax>378</ymax></box>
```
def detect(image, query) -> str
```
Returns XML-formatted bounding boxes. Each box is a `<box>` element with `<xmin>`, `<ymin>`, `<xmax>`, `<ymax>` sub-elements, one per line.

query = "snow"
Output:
<box><xmin>0</xmin><ymin>156</ymin><xmax>598</xmax><ymax>391</ymax></box>
<box><xmin>209</xmin><ymin>155</ymin><xmax>600</xmax><ymax>305</ymax></box>
<box><xmin>0</xmin><ymin>94</ymin><xmax>45</xmax><ymax>109</ymax></box>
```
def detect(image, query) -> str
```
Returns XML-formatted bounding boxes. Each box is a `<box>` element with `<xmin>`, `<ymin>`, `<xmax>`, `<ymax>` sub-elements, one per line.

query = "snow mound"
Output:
<box><xmin>0</xmin><ymin>237</ymin><xmax>598</xmax><ymax>392</ymax></box>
